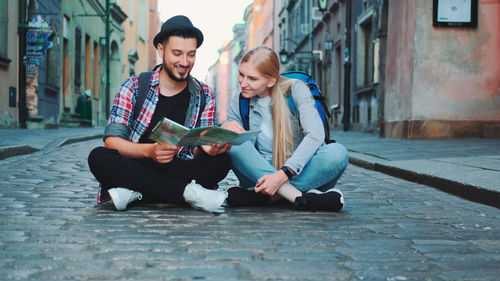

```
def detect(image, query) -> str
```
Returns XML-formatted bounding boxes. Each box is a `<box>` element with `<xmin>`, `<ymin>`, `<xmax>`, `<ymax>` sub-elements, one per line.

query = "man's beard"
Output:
<box><xmin>163</xmin><ymin>62</ymin><xmax>190</xmax><ymax>82</ymax></box>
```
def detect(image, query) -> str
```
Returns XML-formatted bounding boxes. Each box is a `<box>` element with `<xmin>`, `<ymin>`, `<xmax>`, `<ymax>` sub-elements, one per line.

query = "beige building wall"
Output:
<box><xmin>118</xmin><ymin>0</ymin><xmax>156</xmax><ymax>82</ymax></box>
<box><xmin>148</xmin><ymin>0</ymin><xmax>160</xmax><ymax>70</ymax></box>
<box><xmin>0</xmin><ymin>0</ymin><xmax>19</xmax><ymax>127</ymax></box>
<box><xmin>384</xmin><ymin>0</ymin><xmax>500</xmax><ymax>138</ymax></box>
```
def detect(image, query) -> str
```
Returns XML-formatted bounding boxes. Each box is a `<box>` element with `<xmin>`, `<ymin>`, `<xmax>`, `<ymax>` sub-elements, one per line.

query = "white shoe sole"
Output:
<box><xmin>108</xmin><ymin>188</ymin><xmax>126</xmax><ymax>211</ymax></box>
<box><xmin>184</xmin><ymin>181</ymin><xmax>227</xmax><ymax>214</ymax></box>
<box><xmin>307</xmin><ymin>188</ymin><xmax>345</xmax><ymax>206</ymax></box>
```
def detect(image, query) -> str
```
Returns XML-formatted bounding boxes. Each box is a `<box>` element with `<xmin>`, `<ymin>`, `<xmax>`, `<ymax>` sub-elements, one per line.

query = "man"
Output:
<box><xmin>88</xmin><ymin>15</ymin><xmax>231</xmax><ymax>213</ymax></box>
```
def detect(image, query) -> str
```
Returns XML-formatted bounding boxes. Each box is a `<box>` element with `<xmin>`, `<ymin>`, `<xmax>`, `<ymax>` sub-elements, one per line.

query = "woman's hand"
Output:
<box><xmin>254</xmin><ymin>170</ymin><xmax>289</xmax><ymax>196</ymax></box>
<box><xmin>200</xmin><ymin>143</ymin><xmax>231</xmax><ymax>156</ymax></box>
<box><xmin>221</xmin><ymin>121</ymin><xmax>246</xmax><ymax>133</ymax></box>
<box><xmin>148</xmin><ymin>143</ymin><xmax>179</xmax><ymax>163</ymax></box>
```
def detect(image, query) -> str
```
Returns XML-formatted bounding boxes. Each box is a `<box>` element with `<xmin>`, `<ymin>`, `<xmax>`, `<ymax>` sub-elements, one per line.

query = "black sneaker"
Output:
<box><xmin>226</xmin><ymin>187</ymin><xmax>272</xmax><ymax>207</ymax></box>
<box><xmin>294</xmin><ymin>188</ymin><xmax>344</xmax><ymax>212</ymax></box>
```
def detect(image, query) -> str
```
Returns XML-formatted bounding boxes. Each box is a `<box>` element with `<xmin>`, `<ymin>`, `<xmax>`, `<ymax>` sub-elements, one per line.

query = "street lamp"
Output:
<box><xmin>279</xmin><ymin>49</ymin><xmax>289</xmax><ymax>64</ymax></box>
<box><xmin>279</xmin><ymin>38</ymin><xmax>299</xmax><ymax>64</ymax></box>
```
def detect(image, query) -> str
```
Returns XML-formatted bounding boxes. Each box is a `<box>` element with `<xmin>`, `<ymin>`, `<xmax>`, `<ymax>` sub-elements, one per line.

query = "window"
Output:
<box><xmin>85</xmin><ymin>34</ymin><xmax>91</xmax><ymax>91</ymax></box>
<box><xmin>138</xmin><ymin>0</ymin><xmax>146</xmax><ymax>42</ymax></box>
<box><xmin>63</xmin><ymin>38</ymin><xmax>69</xmax><ymax>105</ymax></box>
<box><xmin>128</xmin><ymin>49</ymin><xmax>138</xmax><ymax>76</ymax></box>
<box><xmin>353</xmin><ymin>105</ymin><xmax>360</xmax><ymax>123</ymax></box>
<box><xmin>367</xmin><ymin>104</ymin><xmax>371</xmax><ymax>124</ymax></box>
<box><xmin>291</xmin><ymin>0</ymin><xmax>311</xmax><ymax>44</ymax></box>
<box><xmin>93</xmin><ymin>41</ymin><xmax>99</xmax><ymax>98</ymax></box>
<box><xmin>362</xmin><ymin>20</ymin><xmax>373</xmax><ymax>86</ymax></box>
<box><xmin>46</xmin><ymin>33</ymin><xmax>58</xmax><ymax>87</ymax></box>
<box><xmin>356</xmin><ymin>12</ymin><xmax>374</xmax><ymax>88</ymax></box>
<box><xmin>74</xmin><ymin>27</ymin><xmax>82</xmax><ymax>92</ymax></box>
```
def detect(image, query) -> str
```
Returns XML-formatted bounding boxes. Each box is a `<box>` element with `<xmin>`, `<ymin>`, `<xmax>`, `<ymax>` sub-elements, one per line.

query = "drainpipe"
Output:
<box><xmin>17</xmin><ymin>0</ymin><xmax>28</xmax><ymax>128</ymax></box>
<box><xmin>342</xmin><ymin>0</ymin><xmax>352</xmax><ymax>131</ymax></box>
<box><xmin>105</xmin><ymin>0</ymin><xmax>110</xmax><ymax>118</ymax></box>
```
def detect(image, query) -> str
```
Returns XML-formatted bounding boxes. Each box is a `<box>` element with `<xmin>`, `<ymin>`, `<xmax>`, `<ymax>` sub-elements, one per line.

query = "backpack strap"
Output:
<box><xmin>239</xmin><ymin>84</ymin><xmax>336</xmax><ymax>144</ymax></box>
<box><xmin>239</xmin><ymin>93</ymin><xmax>250</xmax><ymax>130</ymax></box>
<box><xmin>133</xmin><ymin>71</ymin><xmax>153</xmax><ymax>121</ymax></box>
<box><xmin>195</xmin><ymin>81</ymin><xmax>206</xmax><ymax>127</ymax></box>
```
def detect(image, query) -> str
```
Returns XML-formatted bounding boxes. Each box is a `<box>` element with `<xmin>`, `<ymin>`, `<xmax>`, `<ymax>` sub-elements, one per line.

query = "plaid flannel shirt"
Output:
<box><xmin>98</xmin><ymin>66</ymin><xmax>216</xmax><ymax>204</ymax></box>
<box><xmin>105</xmin><ymin>65</ymin><xmax>216</xmax><ymax>159</ymax></box>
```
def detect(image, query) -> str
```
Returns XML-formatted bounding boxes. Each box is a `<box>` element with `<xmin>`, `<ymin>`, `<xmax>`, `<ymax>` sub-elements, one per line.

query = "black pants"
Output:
<box><xmin>88</xmin><ymin>147</ymin><xmax>231</xmax><ymax>204</ymax></box>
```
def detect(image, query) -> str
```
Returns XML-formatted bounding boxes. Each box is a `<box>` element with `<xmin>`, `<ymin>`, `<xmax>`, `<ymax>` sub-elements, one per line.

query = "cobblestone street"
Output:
<box><xmin>1</xmin><ymin>139</ymin><xmax>499</xmax><ymax>281</ymax></box>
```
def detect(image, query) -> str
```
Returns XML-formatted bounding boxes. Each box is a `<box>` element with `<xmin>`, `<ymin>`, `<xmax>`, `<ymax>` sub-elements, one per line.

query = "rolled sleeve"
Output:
<box><xmin>103</xmin><ymin>123</ymin><xmax>130</xmax><ymax>141</ymax></box>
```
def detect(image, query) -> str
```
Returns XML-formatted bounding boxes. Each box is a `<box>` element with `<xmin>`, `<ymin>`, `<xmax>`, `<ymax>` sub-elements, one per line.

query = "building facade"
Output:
<box><xmin>118</xmin><ymin>0</ymin><xmax>159</xmax><ymax>83</ymax></box>
<box><xmin>212</xmin><ymin>0</ymin><xmax>500</xmax><ymax>139</ymax></box>
<box><xmin>282</xmin><ymin>0</ymin><xmax>499</xmax><ymax>138</ymax></box>
<box><xmin>343</xmin><ymin>0</ymin><xmax>387</xmax><ymax>133</ymax></box>
<box><xmin>207</xmin><ymin>24</ymin><xmax>246</xmax><ymax>124</ymax></box>
<box><xmin>278</xmin><ymin>0</ymin><xmax>315</xmax><ymax>76</ymax></box>
<box><xmin>382</xmin><ymin>0</ymin><xmax>500</xmax><ymax>138</ymax></box>
<box><xmin>244</xmin><ymin>0</ymin><xmax>274</xmax><ymax>50</ymax></box>
<box><xmin>0</xmin><ymin>0</ymin><xmax>20</xmax><ymax>128</ymax></box>
<box><xmin>0</xmin><ymin>0</ymin><xmax>163</xmax><ymax>129</ymax></box>
<box><xmin>0</xmin><ymin>0</ymin><xmax>64</xmax><ymax>129</ymax></box>
<box><xmin>61</xmin><ymin>0</ymin><xmax>127</xmax><ymax>127</ymax></box>
<box><xmin>310</xmin><ymin>0</ymin><xmax>346</xmax><ymax>128</ymax></box>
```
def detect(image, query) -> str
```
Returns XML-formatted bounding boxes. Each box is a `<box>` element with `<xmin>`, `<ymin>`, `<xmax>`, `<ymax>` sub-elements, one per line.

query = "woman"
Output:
<box><xmin>222</xmin><ymin>46</ymin><xmax>349</xmax><ymax>212</ymax></box>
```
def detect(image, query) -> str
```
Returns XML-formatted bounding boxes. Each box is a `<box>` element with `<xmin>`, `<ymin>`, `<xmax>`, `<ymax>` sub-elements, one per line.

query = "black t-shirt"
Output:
<box><xmin>139</xmin><ymin>86</ymin><xmax>190</xmax><ymax>143</ymax></box>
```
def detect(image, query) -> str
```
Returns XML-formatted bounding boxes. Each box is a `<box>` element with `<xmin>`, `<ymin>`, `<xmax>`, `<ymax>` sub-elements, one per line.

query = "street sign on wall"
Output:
<box><xmin>318</xmin><ymin>0</ymin><xmax>327</xmax><ymax>11</ymax></box>
<box><xmin>24</xmin><ymin>15</ymin><xmax>53</xmax><ymax>74</ymax></box>
<box><xmin>433</xmin><ymin>0</ymin><xmax>478</xmax><ymax>28</ymax></box>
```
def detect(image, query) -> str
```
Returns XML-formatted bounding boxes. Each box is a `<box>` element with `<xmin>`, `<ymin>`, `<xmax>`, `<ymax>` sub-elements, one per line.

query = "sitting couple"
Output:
<box><xmin>88</xmin><ymin>15</ymin><xmax>349</xmax><ymax>213</ymax></box>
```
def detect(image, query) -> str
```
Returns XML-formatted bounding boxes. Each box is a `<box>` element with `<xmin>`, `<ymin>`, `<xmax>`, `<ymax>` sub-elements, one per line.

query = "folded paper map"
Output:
<box><xmin>149</xmin><ymin>117</ymin><xmax>260</xmax><ymax>146</ymax></box>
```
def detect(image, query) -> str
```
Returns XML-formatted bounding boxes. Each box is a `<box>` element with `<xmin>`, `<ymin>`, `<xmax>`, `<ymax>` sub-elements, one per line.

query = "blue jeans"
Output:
<box><xmin>228</xmin><ymin>141</ymin><xmax>349</xmax><ymax>192</ymax></box>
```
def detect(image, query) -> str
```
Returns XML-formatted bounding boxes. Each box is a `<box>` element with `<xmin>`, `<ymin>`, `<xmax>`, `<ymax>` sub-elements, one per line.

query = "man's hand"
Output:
<box><xmin>148</xmin><ymin>143</ymin><xmax>179</xmax><ymax>163</ymax></box>
<box><xmin>200</xmin><ymin>142</ymin><xmax>231</xmax><ymax>156</ymax></box>
<box><xmin>221</xmin><ymin>121</ymin><xmax>245</xmax><ymax>133</ymax></box>
<box><xmin>254</xmin><ymin>170</ymin><xmax>288</xmax><ymax>196</ymax></box>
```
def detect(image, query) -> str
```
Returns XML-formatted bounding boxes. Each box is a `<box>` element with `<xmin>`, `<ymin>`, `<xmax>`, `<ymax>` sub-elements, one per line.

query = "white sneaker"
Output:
<box><xmin>108</xmin><ymin>188</ymin><xmax>143</xmax><ymax>211</ymax></box>
<box><xmin>183</xmin><ymin>180</ymin><xmax>227</xmax><ymax>213</ymax></box>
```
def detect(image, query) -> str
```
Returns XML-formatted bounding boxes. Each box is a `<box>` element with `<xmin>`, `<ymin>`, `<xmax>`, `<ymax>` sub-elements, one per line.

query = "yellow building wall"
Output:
<box><xmin>117</xmin><ymin>0</ymin><xmax>154</xmax><ymax>82</ymax></box>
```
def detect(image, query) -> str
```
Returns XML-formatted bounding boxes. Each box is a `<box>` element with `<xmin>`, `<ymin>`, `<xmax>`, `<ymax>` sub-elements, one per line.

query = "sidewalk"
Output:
<box><xmin>0</xmin><ymin>127</ymin><xmax>103</xmax><ymax>160</ymax></box>
<box><xmin>333</xmin><ymin>130</ymin><xmax>500</xmax><ymax>208</ymax></box>
<box><xmin>1</xmin><ymin>127</ymin><xmax>499</xmax><ymax>208</ymax></box>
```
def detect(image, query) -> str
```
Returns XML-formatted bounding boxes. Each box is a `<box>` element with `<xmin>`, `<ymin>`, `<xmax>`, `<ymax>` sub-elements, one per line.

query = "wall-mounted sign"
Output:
<box><xmin>318</xmin><ymin>0</ymin><xmax>327</xmax><ymax>11</ymax></box>
<box><xmin>433</xmin><ymin>0</ymin><xmax>478</xmax><ymax>28</ymax></box>
<box><xmin>24</xmin><ymin>15</ymin><xmax>53</xmax><ymax>67</ymax></box>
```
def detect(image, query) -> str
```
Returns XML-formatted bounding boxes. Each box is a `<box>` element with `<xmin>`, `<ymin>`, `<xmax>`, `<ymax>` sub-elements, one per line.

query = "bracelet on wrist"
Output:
<box><xmin>280</xmin><ymin>166</ymin><xmax>294</xmax><ymax>179</ymax></box>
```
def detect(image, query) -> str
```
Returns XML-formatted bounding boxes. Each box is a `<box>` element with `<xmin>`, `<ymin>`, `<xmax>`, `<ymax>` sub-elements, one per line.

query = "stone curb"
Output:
<box><xmin>0</xmin><ymin>133</ymin><xmax>103</xmax><ymax>161</ymax></box>
<box><xmin>0</xmin><ymin>145</ymin><xmax>39</xmax><ymax>160</ymax></box>
<box><xmin>348</xmin><ymin>151</ymin><xmax>500</xmax><ymax>209</ymax></box>
<box><xmin>57</xmin><ymin>133</ymin><xmax>103</xmax><ymax>147</ymax></box>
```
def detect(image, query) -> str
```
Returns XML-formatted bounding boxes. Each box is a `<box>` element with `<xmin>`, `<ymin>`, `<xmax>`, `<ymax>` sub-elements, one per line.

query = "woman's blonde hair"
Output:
<box><xmin>241</xmin><ymin>46</ymin><xmax>294</xmax><ymax>169</ymax></box>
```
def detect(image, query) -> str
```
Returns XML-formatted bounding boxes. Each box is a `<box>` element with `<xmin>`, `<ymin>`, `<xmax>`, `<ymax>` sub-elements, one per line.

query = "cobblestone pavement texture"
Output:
<box><xmin>332</xmin><ymin>131</ymin><xmax>500</xmax><ymax>207</ymax></box>
<box><xmin>1</xmin><ymin>139</ymin><xmax>499</xmax><ymax>280</ymax></box>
